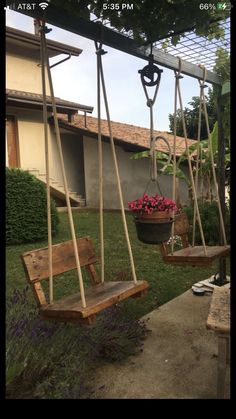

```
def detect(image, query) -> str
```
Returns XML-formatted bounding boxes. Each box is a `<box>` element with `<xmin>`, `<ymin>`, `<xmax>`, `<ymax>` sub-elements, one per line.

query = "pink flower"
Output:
<box><xmin>128</xmin><ymin>194</ymin><xmax>178</xmax><ymax>215</ymax></box>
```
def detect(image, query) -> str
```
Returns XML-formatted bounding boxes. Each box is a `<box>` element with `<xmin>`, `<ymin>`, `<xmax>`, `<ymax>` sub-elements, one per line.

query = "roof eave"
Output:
<box><xmin>6</xmin><ymin>97</ymin><xmax>93</xmax><ymax>115</ymax></box>
<box><xmin>6</xmin><ymin>26</ymin><xmax>83</xmax><ymax>57</ymax></box>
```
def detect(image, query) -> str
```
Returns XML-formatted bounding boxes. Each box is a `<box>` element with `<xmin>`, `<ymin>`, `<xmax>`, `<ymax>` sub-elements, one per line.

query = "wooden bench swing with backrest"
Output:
<box><xmin>21</xmin><ymin>236</ymin><xmax>148</xmax><ymax>325</ymax></box>
<box><xmin>21</xmin><ymin>21</ymin><xmax>148</xmax><ymax>325</ymax></box>
<box><xmin>157</xmin><ymin>61</ymin><xmax>230</xmax><ymax>267</ymax></box>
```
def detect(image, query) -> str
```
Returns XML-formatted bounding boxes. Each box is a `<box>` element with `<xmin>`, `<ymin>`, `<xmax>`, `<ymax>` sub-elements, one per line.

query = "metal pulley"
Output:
<box><xmin>138</xmin><ymin>54</ymin><xmax>163</xmax><ymax>88</ymax></box>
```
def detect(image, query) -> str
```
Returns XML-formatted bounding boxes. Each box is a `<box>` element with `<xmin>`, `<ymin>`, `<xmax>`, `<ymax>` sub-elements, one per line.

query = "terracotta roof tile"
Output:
<box><xmin>58</xmin><ymin>114</ymin><xmax>196</xmax><ymax>156</ymax></box>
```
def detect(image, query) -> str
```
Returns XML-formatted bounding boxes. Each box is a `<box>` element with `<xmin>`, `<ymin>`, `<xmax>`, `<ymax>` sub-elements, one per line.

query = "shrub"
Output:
<box><xmin>6</xmin><ymin>287</ymin><xmax>149</xmax><ymax>399</ymax></box>
<box><xmin>6</xmin><ymin>168</ymin><xmax>59</xmax><ymax>244</ymax></box>
<box><xmin>182</xmin><ymin>200</ymin><xmax>230</xmax><ymax>245</ymax></box>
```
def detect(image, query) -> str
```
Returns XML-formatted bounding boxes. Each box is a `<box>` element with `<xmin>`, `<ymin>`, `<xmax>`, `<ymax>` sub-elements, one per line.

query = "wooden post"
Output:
<box><xmin>217</xmin><ymin>335</ymin><xmax>228</xmax><ymax>399</ymax></box>
<box><xmin>216</xmin><ymin>90</ymin><xmax>226</xmax><ymax>285</ymax></box>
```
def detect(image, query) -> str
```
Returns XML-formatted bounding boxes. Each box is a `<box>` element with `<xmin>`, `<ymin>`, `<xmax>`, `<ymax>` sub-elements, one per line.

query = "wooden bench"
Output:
<box><xmin>206</xmin><ymin>287</ymin><xmax>230</xmax><ymax>398</ymax></box>
<box><xmin>21</xmin><ymin>236</ymin><xmax>148</xmax><ymax>324</ymax></box>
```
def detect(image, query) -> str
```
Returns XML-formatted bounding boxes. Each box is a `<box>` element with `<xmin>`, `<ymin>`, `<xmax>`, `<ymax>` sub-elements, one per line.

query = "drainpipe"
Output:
<box><xmin>35</xmin><ymin>19</ymin><xmax>72</xmax><ymax>69</ymax></box>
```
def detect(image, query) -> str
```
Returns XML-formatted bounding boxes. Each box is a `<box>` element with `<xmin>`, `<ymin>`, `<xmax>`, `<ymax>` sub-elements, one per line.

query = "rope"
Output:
<box><xmin>200</xmin><ymin>67</ymin><xmax>227</xmax><ymax>245</ymax></box>
<box><xmin>40</xmin><ymin>22</ymin><xmax>87</xmax><ymax>308</ymax></box>
<box><xmin>144</xmin><ymin>178</ymin><xmax>162</xmax><ymax>195</ymax></box>
<box><xmin>139</xmin><ymin>56</ymin><xmax>162</xmax><ymax>182</ymax></box>
<box><xmin>39</xmin><ymin>23</ymin><xmax>53</xmax><ymax>303</ymax></box>
<box><xmin>95</xmin><ymin>42</ymin><xmax>105</xmax><ymax>283</ymax></box>
<box><xmin>171</xmin><ymin>65</ymin><xmax>178</xmax><ymax>255</ymax></box>
<box><xmin>139</xmin><ymin>58</ymin><xmax>172</xmax><ymax>195</ymax></box>
<box><xmin>149</xmin><ymin>101</ymin><xmax>157</xmax><ymax>181</ymax></box>
<box><xmin>98</xmin><ymin>46</ymin><xmax>137</xmax><ymax>284</ymax></box>
<box><xmin>200</xmin><ymin>146</ymin><xmax>204</xmax><ymax>198</ymax></box>
<box><xmin>145</xmin><ymin>134</ymin><xmax>172</xmax><ymax>196</ymax></box>
<box><xmin>192</xmin><ymin>69</ymin><xmax>205</xmax><ymax>246</ymax></box>
<box><xmin>175</xmin><ymin>58</ymin><xmax>207</xmax><ymax>254</ymax></box>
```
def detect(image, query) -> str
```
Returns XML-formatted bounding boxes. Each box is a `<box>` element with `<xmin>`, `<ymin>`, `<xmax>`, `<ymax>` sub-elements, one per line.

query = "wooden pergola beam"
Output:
<box><xmin>15</xmin><ymin>6</ymin><xmax>222</xmax><ymax>85</ymax></box>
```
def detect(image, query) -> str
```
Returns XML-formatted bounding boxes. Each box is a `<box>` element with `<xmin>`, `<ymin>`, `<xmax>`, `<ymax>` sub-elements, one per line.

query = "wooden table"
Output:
<box><xmin>206</xmin><ymin>287</ymin><xmax>230</xmax><ymax>399</ymax></box>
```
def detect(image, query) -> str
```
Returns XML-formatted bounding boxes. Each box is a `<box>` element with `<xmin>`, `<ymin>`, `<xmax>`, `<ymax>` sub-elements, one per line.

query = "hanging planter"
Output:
<box><xmin>128</xmin><ymin>193</ymin><xmax>178</xmax><ymax>245</ymax></box>
<box><xmin>134</xmin><ymin>216</ymin><xmax>174</xmax><ymax>244</ymax></box>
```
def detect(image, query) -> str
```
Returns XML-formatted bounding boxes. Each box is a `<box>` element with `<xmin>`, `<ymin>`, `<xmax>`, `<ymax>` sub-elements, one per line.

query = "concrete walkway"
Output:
<box><xmin>92</xmin><ymin>290</ymin><xmax>230</xmax><ymax>399</ymax></box>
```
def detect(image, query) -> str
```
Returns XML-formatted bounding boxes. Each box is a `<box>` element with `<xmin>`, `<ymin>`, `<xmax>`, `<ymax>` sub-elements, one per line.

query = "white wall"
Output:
<box><xmin>50</xmin><ymin>128</ymin><xmax>85</xmax><ymax>195</ymax></box>
<box><xmin>83</xmin><ymin>135</ymin><xmax>189</xmax><ymax>209</ymax></box>
<box><xmin>6</xmin><ymin>107</ymin><xmax>48</xmax><ymax>173</ymax></box>
<box><xmin>6</xmin><ymin>107</ymin><xmax>85</xmax><ymax>196</ymax></box>
<box><xmin>7</xmin><ymin>107</ymin><xmax>60</xmax><ymax>180</ymax></box>
<box><xmin>6</xmin><ymin>54</ymin><xmax>50</xmax><ymax>94</ymax></box>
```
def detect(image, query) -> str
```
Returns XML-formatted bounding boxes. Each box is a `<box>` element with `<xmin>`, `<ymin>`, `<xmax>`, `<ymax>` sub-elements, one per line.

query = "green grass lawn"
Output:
<box><xmin>6</xmin><ymin>210</ymin><xmax>221</xmax><ymax>316</ymax></box>
<box><xmin>6</xmin><ymin>210</ymin><xmax>228</xmax><ymax>399</ymax></box>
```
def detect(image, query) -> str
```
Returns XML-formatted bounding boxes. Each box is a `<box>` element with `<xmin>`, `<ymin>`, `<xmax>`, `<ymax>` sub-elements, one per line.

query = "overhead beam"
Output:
<box><xmin>15</xmin><ymin>6</ymin><xmax>222</xmax><ymax>85</ymax></box>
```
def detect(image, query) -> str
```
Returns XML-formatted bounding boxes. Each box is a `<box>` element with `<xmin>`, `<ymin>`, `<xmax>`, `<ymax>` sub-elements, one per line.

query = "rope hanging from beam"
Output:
<box><xmin>171</xmin><ymin>61</ymin><xmax>227</xmax><ymax>255</ymax></box>
<box><xmin>173</xmin><ymin>57</ymin><xmax>207</xmax><ymax>255</ymax></box>
<box><xmin>198</xmin><ymin>65</ymin><xmax>227</xmax><ymax>245</ymax></box>
<box><xmin>138</xmin><ymin>49</ymin><xmax>162</xmax><ymax>185</ymax></box>
<box><xmin>192</xmin><ymin>68</ymin><xmax>205</xmax><ymax>247</ymax></box>
<box><xmin>39</xmin><ymin>22</ymin><xmax>53</xmax><ymax>303</ymax></box>
<box><xmin>95</xmin><ymin>41</ymin><xmax>137</xmax><ymax>285</ymax></box>
<box><xmin>39</xmin><ymin>20</ymin><xmax>87</xmax><ymax>308</ymax></box>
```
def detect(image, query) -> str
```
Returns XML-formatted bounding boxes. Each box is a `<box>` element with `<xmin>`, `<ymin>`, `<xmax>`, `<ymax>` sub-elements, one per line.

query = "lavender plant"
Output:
<box><xmin>6</xmin><ymin>287</ymin><xmax>149</xmax><ymax>399</ymax></box>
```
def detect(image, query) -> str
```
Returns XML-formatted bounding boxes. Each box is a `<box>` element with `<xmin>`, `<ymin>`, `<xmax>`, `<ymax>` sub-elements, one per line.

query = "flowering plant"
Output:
<box><xmin>128</xmin><ymin>193</ymin><xmax>178</xmax><ymax>216</ymax></box>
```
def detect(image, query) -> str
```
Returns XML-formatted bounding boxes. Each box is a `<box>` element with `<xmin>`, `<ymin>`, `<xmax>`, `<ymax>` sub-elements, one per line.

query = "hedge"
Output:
<box><xmin>182</xmin><ymin>200</ymin><xmax>230</xmax><ymax>245</ymax></box>
<box><xmin>6</xmin><ymin>168</ymin><xmax>59</xmax><ymax>245</ymax></box>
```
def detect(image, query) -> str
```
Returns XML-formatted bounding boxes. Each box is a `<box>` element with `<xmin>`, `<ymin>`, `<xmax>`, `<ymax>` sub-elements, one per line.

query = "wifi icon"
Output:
<box><xmin>39</xmin><ymin>2</ymin><xmax>49</xmax><ymax>10</ymax></box>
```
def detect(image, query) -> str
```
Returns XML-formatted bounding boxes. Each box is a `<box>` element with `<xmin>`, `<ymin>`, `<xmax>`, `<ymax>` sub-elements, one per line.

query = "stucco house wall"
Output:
<box><xmin>6</xmin><ymin>106</ymin><xmax>49</xmax><ymax>173</ymax></box>
<box><xmin>51</xmin><ymin>130</ymin><xmax>85</xmax><ymax>196</ymax></box>
<box><xmin>6</xmin><ymin>106</ymin><xmax>86</xmax><ymax>197</ymax></box>
<box><xmin>6</xmin><ymin>54</ymin><xmax>50</xmax><ymax>94</ymax></box>
<box><xmin>6</xmin><ymin>29</ymin><xmax>87</xmax><ymax>199</ymax></box>
<box><xmin>83</xmin><ymin>135</ymin><xmax>189</xmax><ymax>209</ymax></box>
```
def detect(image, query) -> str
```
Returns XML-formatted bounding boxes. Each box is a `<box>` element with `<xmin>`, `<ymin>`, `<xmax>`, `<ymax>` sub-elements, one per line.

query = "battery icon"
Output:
<box><xmin>217</xmin><ymin>3</ymin><xmax>226</xmax><ymax>9</ymax></box>
<box><xmin>217</xmin><ymin>2</ymin><xmax>232</xmax><ymax>9</ymax></box>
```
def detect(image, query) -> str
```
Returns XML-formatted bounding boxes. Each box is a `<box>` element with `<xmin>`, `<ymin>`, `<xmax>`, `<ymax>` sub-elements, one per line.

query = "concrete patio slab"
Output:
<box><xmin>92</xmin><ymin>289</ymin><xmax>230</xmax><ymax>399</ymax></box>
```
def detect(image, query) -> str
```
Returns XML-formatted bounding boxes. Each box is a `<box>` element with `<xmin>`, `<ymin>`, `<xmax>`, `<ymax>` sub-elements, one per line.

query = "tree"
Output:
<box><xmin>168</xmin><ymin>90</ymin><xmax>217</xmax><ymax>140</ymax></box>
<box><xmin>131</xmin><ymin>120</ymin><xmax>230</xmax><ymax>206</ymax></box>
<box><xmin>50</xmin><ymin>0</ymin><xmax>230</xmax><ymax>45</ymax></box>
<box><xmin>213</xmin><ymin>48</ymin><xmax>230</xmax><ymax>144</ymax></box>
<box><xmin>168</xmin><ymin>47</ymin><xmax>230</xmax><ymax>193</ymax></box>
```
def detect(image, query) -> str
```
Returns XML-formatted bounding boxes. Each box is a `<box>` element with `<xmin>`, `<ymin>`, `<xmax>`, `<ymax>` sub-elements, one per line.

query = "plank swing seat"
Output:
<box><xmin>162</xmin><ymin>245</ymin><xmax>230</xmax><ymax>267</ymax></box>
<box><xmin>160</xmin><ymin>213</ymin><xmax>230</xmax><ymax>267</ymax></box>
<box><xmin>21</xmin><ymin>236</ymin><xmax>148</xmax><ymax>325</ymax></box>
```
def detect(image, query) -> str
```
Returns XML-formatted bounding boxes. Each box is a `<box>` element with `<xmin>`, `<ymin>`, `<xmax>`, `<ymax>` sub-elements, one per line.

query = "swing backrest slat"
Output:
<box><xmin>21</xmin><ymin>236</ymin><xmax>99</xmax><ymax>307</ymax></box>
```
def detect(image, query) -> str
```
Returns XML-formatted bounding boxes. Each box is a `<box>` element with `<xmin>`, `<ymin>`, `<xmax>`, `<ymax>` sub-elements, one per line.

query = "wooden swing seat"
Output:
<box><xmin>162</xmin><ymin>245</ymin><xmax>230</xmax><ymax>267</ymax></box>
<box><xmin>21</xmin><ymin>236</ymin><xmax>148</xmax><ymax>324</ymax></box>
<box><xmin>160</xmin><ymin>212</ymin><xmax>230</xmax><ymax>267</ymax></box>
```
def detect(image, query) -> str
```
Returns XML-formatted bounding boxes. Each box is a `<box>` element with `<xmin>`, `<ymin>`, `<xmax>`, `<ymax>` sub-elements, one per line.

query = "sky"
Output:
<box><xmin>6</xmin><ymin>8</ymin><xmax>204</xmax><ymax>131</ymax></box>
